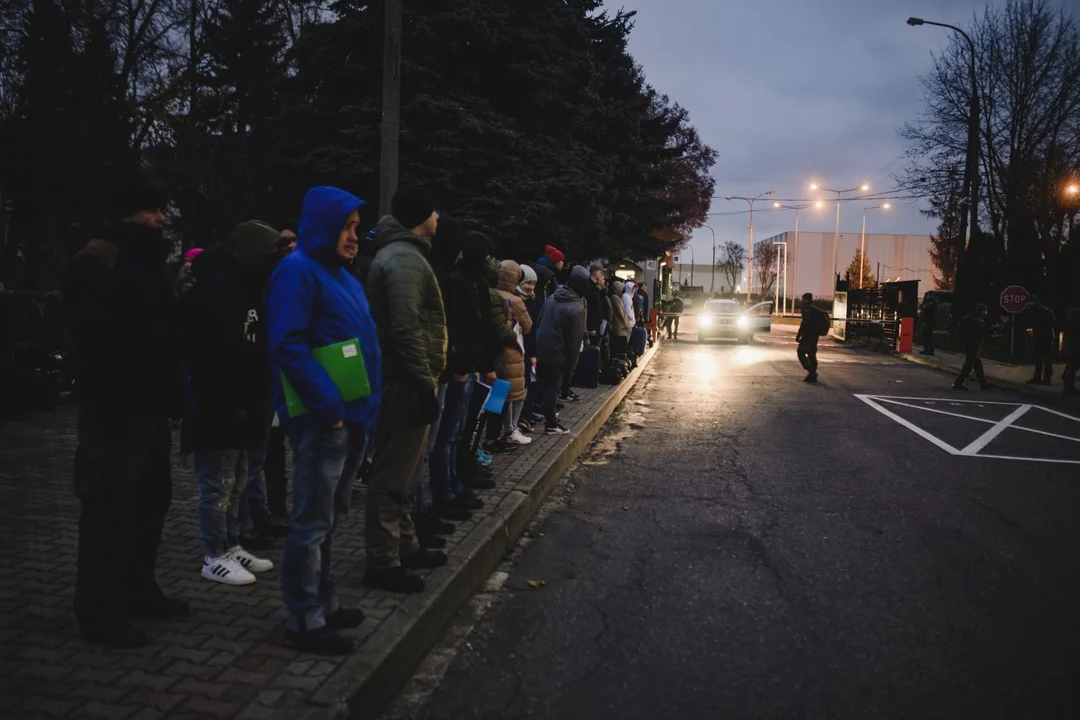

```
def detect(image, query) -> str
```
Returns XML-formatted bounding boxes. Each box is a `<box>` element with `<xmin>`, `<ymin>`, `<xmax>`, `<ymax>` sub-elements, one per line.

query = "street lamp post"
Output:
<box><xmin>772</xmin><ymin>241</ymin><xmax>788</xmax><ymax>316</ymax></box>
<box><xmin>908</xmin><ymin>17</ymin><xmax>980</xmax><ymax>314</ymax></box>
<box><xmin>725</xmin><ymin>190</ymin><xmax>775</xmax><ymax>303</ymax></box>
<box><xmin>773</xmin><ymin>202</ymin><xmax>823</xmax><ymax>313</ymax></box>
<box><xmin>810</xmin><ymin>182</ymin><xmax>870</xmax><ymax>287</ymax></box>
<box><xmin>859</xmin><ymin>204</ymin><xmax>890</xmax><ymax>289</ymax></box>
<box><xmin>680</xmin><ymin>243</ymin><xmax>695</xmax><ymax>287</ymax></box>
<box><xmin>702</xmin><ymin>224</ymin><xmax>716</xmax><ymax>296</ymax></box>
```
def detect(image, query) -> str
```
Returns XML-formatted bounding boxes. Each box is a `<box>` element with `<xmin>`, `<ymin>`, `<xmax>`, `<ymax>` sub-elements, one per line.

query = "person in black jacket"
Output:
<box><xmin>181</xmin><ymin>221</ymin><xmax>281</xmax><ymax>586</ymax></box>
<box><xmin>796</xmin><ymin>293</ymin><xmax>828</xmax><ymax>383</ymax></box>
<box><xmin>953</xmin><ymin>304</ymin><xmax>991</xmax><ymax>390</ymax></box>
<box><xmin>1018</xmin><ymin>295</ymin><xmax>1057</xmax><ymax>385</ymax></box>
<box><xmin>536</xmin><ymin>266</ymin><xmax>589</xmax><ymax>434</ymax></box>
<box><xmin>62</xmin><ymin>178</ymin><xmax>188</xmax><ymax>649</ymax></box>
<box><xmin>522</xmin><ymin>263</ymin><xmax>554</xmax><ymax>423</ymax></box>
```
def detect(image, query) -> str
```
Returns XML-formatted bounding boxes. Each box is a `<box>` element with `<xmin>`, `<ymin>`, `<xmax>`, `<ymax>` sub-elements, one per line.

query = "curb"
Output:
<box><xmin>304</xmin><ymin>343</ymin><xmax>662</xmax><ymax>720</ymax></box>
<box><xmin>896</xmin><ymin>351</ymin><xmax>1076</xmax><ymax>403</ymax></box>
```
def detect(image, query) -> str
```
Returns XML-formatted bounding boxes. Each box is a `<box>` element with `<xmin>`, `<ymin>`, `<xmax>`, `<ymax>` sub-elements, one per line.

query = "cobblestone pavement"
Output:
<box><xmin>0</xmin><ymin>382</ymin><xmax>616</xmax><ymax>720</ymax></box>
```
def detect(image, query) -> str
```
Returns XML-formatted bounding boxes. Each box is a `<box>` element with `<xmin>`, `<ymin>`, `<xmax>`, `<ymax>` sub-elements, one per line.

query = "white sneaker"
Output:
<box><xmin>202</xmin><ymin>554</ymin><xmax>256</xmax><ymax>585</ymax></box>
<box><xmin>509</xmin><ymin>429</ymin><xmax>533</xmax><ymax>445</ymax></box>
<box><xmin>228</xmin><ymin>546</ymin><xmax>274</xmax><ymax>573</ymax></box>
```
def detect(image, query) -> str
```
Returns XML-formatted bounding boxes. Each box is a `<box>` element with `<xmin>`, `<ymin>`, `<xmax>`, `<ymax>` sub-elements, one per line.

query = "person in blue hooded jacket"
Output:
<box><xmin>267</xmin><ymin>186</ymin><xmax>381</xmax><ymax>656</ymax></box>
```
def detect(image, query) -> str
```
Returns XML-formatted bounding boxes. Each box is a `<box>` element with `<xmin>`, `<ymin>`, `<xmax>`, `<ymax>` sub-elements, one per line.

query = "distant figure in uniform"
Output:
<box><xmin>796</xmin><ymin>292</ymin><xmax>828</xmax><ymax>383</ymax></box>
<box><xmin>667</xmin><ymin>292</ymin><xmax>684</xmax><ymax>340</ymax></box>
<box><xmin>953</xmin><ymin>303</ymin><xmax>991</xmax><ymax>391</ymax></box>
<box><xmin>1018</xmin><ymin>294</ymin><xmax>1056</xmax><ymax>385</ymax></box>
<box><xmin>919</xmin><ymin>293</ymin><xmax>939</xmax><ymax>355</ymax></box>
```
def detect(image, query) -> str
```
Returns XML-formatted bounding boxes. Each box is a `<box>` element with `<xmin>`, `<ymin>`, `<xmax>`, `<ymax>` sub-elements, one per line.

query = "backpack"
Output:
<box><xmin>816</xmin><ymin>309</ymin><xmax>831</xmax><ymax>337</ymax></box>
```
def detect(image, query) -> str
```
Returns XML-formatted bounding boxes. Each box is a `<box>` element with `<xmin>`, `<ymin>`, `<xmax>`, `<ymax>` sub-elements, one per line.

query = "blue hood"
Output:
<box><xmin>297</xmin><ymin>186</ymin><xmax>367</xmax><ymax>263</ymax></box>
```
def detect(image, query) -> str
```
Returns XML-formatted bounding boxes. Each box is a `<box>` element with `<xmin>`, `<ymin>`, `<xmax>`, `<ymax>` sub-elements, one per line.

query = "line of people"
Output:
<box><xmin>61</xmin><ymin>178</ymin><xmax>647</xmax><ymax>657</ymax></box>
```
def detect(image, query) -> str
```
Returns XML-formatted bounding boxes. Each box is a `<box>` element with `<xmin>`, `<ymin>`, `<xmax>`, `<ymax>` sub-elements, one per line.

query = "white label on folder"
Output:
<box><xmin>342</xmin><ymin>344</ymin><xmax>358</xmax><ymax>358</ymax></box>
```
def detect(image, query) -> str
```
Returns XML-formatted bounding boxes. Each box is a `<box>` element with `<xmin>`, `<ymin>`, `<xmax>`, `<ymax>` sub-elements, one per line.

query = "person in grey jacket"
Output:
<box><xmin>536</xmin><ymin>265</ymin><xmax>589</xmax><ymax>434</ymax></box>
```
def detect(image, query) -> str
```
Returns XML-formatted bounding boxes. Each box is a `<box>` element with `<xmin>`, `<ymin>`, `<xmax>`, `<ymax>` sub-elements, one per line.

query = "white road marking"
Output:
<box><xmin>855</xmin><ymin>395</ymin><xmax>962</xmax><ymax>455</ymax></box>
<box><xmin>873</xmin><ymin>398</ymin><xmax>1080</xmax><ymax>445</ymax></box>
<box><xmin>960</xmin><ymin>404</ymin><xmax>1031</xmax><ymax>455</ymax></box>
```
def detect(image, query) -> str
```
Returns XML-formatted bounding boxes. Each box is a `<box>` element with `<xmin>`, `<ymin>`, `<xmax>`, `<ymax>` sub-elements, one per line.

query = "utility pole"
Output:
<box><xmin>725</xmin><ymin>191</ymin><xmax>775</xmax><ymax>303</ymax></box>
<box><xmin>379</xmin><ymin>0</ymin><xmax>403</xmax><ymax>217</ymax></box>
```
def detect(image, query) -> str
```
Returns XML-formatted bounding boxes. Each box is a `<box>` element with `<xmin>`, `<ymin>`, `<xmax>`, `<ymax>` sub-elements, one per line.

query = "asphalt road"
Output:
<box><xmin>404</xmin><ymin>326</ymin><xmax>1080</xmax><ymax>720</ymax></box>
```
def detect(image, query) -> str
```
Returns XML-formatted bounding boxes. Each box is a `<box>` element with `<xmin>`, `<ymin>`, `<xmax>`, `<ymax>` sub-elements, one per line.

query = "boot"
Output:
<box><xmin>363</xmin><ymin>566</ymin><xmax>425</xmax><ymax>593</ymax></box>
<box><xmin>284</xmin><ymin>616</ymin><xmax>354</xmax><ymax>656</ymax></box>
<box><xmin>79</xmin><ymin>615</ymin><xmax>148</xmax><ymax>649</ymax></box>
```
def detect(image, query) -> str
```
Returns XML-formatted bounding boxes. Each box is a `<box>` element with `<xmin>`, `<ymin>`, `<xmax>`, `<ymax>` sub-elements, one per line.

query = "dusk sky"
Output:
<box><xmin>624</xmin><ymin>0</ymin><xmax>1005</xmax><ymax>264</ymax></box>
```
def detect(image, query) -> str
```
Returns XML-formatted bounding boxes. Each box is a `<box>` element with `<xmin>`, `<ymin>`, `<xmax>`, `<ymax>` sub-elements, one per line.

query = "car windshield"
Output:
<box><xmin>705</xmin><ymin>301</ymin><xmax>741</xmax><ymax>315</ymax></box>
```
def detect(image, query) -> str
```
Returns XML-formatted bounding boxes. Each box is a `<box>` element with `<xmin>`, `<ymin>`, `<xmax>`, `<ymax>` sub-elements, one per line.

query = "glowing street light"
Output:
<box><xmin>809</xmin><ymin>181</ymin><xmax>872</xmax><ymax>285</ymax></box>
<box><xmin>725</xmin><ymin>190</ymin><xmax>776</xmax><ymax>302</ymax></box>
<box><xmin>771</xmin><ymin>201</ymin><xmax>825</xmax><ymax>313</ymax></box>
<box><xmin>1067</xmin><ymin>183</ymin><xmax>1079</xmax><ymax>196</ymax></box>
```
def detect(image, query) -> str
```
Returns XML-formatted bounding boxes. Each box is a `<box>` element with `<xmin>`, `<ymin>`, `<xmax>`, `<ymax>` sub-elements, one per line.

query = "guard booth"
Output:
<box><xmin>840</xmin><ymin>280</ymin><xmax>920</xmax><ymax>351</ymax></box>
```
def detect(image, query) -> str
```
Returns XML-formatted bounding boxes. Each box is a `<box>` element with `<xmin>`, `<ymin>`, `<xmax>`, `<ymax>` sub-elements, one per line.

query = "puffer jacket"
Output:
<box><xmin>366</xmin><ymin>215</ymin><xmax>447</xmax><ymax>393</ymax></box>
<box><xmin>610</xmin><ymin>281</ymin><xmax>631</xmax><ymax>338</ymax></box>
<box><xmin>480</xmin><ymin>256</ymin><xmax>517</xmax><ymax>373</ymax></box>
<box><xmin>496</xmin><ymin>260</ymin><xmax>534</xmax><ymax>402</ymax></box>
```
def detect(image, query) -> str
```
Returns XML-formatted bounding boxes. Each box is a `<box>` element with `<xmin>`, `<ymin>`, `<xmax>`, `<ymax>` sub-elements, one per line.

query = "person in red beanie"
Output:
<box><xmin>537</xmin><ymin>244</ymin><xmax>564</xmax><ymax>280</ymax></box>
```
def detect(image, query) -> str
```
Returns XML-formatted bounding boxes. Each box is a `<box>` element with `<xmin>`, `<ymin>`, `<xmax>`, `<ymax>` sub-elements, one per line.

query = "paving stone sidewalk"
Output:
<box><xmin>0</xmin><ymin>377</ymin><xmax>630</xmax><ymax>720</ymax></box>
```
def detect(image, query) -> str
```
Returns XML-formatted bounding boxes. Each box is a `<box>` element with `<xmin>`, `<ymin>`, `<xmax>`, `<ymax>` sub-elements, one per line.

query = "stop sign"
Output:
<box><xmin>1000</xmin><ymin>285</ymin><xmax>1029</xmax><ymax>313</ymax></box>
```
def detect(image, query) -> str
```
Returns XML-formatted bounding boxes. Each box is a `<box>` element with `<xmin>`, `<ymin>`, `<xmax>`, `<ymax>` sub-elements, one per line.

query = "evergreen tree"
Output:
<box><xmin>922</xmin><ymin>171</ymin><xmax>962</xmax><ymax>290</ymax></box>
<box><xmin>846</xmin><ymin>249</ymin><xmax>875</xmax><ymax>289</ymax></box>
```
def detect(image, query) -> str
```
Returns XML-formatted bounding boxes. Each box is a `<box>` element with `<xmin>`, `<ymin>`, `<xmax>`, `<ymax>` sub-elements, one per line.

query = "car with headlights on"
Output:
<box><xmin>696</xmin><ymin>299</ymin><xmax>773</xmax><ymax>343</ymax></box>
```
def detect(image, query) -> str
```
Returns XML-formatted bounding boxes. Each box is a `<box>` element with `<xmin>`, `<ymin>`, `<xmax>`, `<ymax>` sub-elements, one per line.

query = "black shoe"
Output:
<box><xmin>79</xmin><ymin>617</ymin><xmax>147</xmax><ymax>649</ymax></box>
<box><xmin>363</xmin><ymin>566</ymin><xmax>425</xmax><ymax>593</ymax></box>
<box><xmin>483</xmin><ymin>441</ymin><xmax>517</xmax><ymax>455</ymax></box>
<box><xmin>561</xmin><ymin>391</ymin><xmax>581</xmax><ymax>403</ymax></box>
<box><xmin>402</xmin><ymin>549</ymin><xmax>449</xmax><ymax>570</ymax></box>
<box><xmin>418</xmin><ymin>516</ymin><xmax>456</xmax><ymax>536</ymax></box>
<box><xmin>433</xmin><ymin>503</ymin><xmax>473</xmax><ymax>522</ymax></box>
<box><xmin>953</xmin><ymin>382</ymin><xmax>969</xmax><ymax>391</ymax></box>
<box><xmin>546</xmin><ymin>423</ymin><xmax>570</xmax><ymax>435</ymax></box>
<box><xmin>557</xmin><ymin>402</ymin><xmax>565</xmax><ymax>410</ymax></box>
<box><xmin>461</xmin><ymin>474</ymin><xmax>495</xmax><ymax>490</ymax></box>
<box><xmin>239</xmin><ymin>531</ymin><xmax>275</xmax><ymax>552</ymax></box>
<box><xmin>128</xmin><ymin>594</ymin><xmax>190</xmax><ymax>620</ymax></box>
<box><xmin>284</xmin><ymin>624</ymin><xmax>354</xmax><ymax>656</ymax></box>
<box><xmin>419</xmin><ymin>533</ymin><xmax>447</xmax><ymax>550</ymax></box>
<box><xmin>518</xmin><ymin>420</ymin><xmax>532</xmax><ymax>434</ymax></box>
<box><xmin>325</xmin><ymin>607</ymin><xmax>365</xmax><ymax>630</ymax></box>
<box><xmin>456</xmin><ymin>488</ymin><xmax>480</xmax><ymax>502</ymax></box>
<box><xmin>803</xmin><ymin>374</ymin><xmax>818</xmax><ymax>383</ymax></box>
<box><xmin>474</xmin><ymin>464</ymin><xmax>494</xmax><ymax>478</ymax></box>
<box><xmin>449</xmin><ymin>494</ymin><xmax>484</xmax><ymax>511</ymax></box>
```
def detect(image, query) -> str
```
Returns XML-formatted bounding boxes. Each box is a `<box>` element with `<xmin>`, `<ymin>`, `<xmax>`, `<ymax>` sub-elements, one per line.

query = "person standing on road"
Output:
<box><xmin>796</xmin><ymin>293</ymin><xmax>828</xmax><ymax>384</ymax></box>
<box><xmin>953</xmin><ymin>303</ymin><xmax>992</xmax><ymax>391</ymax></box>
<box><xmin>919</xmin><ymin>293</ymin><xmax>939</xmax><ymax>355</ymax></box>
<box><xmin>668</xmin><ymin>291</ymin><xmax>684</xmax><ymax>340</ymax></box>
<box><xmin>363</xmin><ymin>186</ymin><xmax>449</xmax><ymax>594</ymax></box>
<box><xmin>180</xmin><ymin>220</ymin><xmax>281</xmax><ymax>587</ymax></box>
<box><xmin>62</xmin><ymin>178</ymin><xmax>189</xmax><ymax>649</ymax></box>
<box><xmin>1018</xmin><ymin>295</ymin><xmax>1056</xmax><ymax>385</ymax></box>
<box><xmin>269</xmin><ymin>186</ymin><xmax>382</xmax><ymax>655</ymax></box>
<box><xmin>536</xmin><ymin>265</ymin><xmax>589</xmax><ymax>434</ymax></box>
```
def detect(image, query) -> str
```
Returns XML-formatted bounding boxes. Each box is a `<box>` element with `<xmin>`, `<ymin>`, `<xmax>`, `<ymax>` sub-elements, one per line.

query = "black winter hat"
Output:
<box><xmin>108</xmin><ymin>176</ymin><xmax>167</xmax><ymax>220</ymax></box>
<box><xmin>391</xmin><ymin>186</ymin><xmax>436</xmax><ymax>229</ymax></box>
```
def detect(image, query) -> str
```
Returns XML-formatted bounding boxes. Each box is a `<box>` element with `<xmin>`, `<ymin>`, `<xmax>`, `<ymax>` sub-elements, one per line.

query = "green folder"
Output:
<box><xmin>280</xmin><ymin>338</ymin><xmax>371</xmax><ymax>418</ymax></box>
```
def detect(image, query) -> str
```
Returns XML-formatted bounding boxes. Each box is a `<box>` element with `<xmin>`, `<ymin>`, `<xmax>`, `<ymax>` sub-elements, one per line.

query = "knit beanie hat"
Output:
<box><xmin>519</xmin><ymin>264</ymin><xmax>537</xmax><ymax>286</ymax></box>
<box><xmin>391</xmin><ymin>186</ymin><xmax>436</xmax><ymax>229</ymax></box>
<box><xmin>183</xmin><ymin>247</ymin><xmax>204</xmax><ymax>262</ymax></box>
<box><xmin>228</xmin><ymin>220</ymin><xmax>280</xmax><ymax>270</ymax></box>
<box><xmin>545</xmin><ymin>244</ymin><xmax>565</xmax><ymax>265</ymax></box>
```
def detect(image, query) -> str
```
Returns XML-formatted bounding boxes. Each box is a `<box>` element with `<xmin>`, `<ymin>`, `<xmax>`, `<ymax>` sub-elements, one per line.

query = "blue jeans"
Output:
<box><xmin>282</xmin><ymin>424</ymin><xmax>368</xmax><ymax>633</ymax></box>
<box><xmin>196</xmin><ymin>449</ymin><xmax>248</xmax><ymax>557</ymax></box>
<box><xmin>412</xmin><ymin>383</ymin><xmax>447</xmax><ymax>518</ymax></box>
<box><xmin>430</xmin><ymin>376</ymin><xmax>472</xmax><ymax>503</ymax></box>
<box><xmin>239</xmin><ymin>434</ymin><xmax>271</xmax><ymax>533</ymax></box>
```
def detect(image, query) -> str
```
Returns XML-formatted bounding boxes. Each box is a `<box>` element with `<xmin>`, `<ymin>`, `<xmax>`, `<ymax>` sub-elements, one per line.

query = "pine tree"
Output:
<box><xmin>922</xmin><ymin>174</ymin><xmax>962</xmax><ymax>290</ymax></box>
<box><xmin>846</xmin><ymin>249</ymin><xmax>875</xmax><ymax>289</ymax></box>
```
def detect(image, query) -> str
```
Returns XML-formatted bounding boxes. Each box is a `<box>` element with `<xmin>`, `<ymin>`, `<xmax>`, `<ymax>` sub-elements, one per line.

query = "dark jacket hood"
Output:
<box><xmin>567</xmin><ymin>265</ymin><xmax>591</xmax><ymax>299</ymax></box>
<box><xmin>96</xmin><ymin>220</ymin><xmax>168</xmax><ymax>265</ymax></box>
<box><xmin>228</xmin><ymin>219</ymin><xmax>280</xmax><ymax>272</ymax></box>
<box><xmin>430</xmin><ymin>217</ymin><xmax>466</xmax><ymax>272</ymax></box>
<box><xmin>374</xmin><ymin>214</ymin><xmax>431</xmax><ymax>253</ymax></box>
<box><xmin>534</xmin><ymin>263</ymin><xmax>555</xmax><ymax>292</ymax></box>
<box><xmin>297</xmin><ymin>186</ymin><xmax>366</xmax><ymax>264</ymax></box>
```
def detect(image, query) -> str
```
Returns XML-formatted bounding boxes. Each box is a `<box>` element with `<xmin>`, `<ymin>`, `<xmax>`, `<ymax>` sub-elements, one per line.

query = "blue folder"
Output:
<box><xmin>483</xmin><ymin>379</ymin><xmax>511</xmax><ymax>415</ymax></box>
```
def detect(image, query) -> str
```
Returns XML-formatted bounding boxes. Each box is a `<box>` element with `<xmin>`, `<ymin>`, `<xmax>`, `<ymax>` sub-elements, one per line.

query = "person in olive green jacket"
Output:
<box><xmin>363</xmin><ymin>187</ymin><xmax>449</xmax><ymax>594</ymax></box>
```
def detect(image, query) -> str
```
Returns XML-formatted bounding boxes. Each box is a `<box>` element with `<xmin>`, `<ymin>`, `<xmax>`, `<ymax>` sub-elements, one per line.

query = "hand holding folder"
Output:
<box><xmin>280</xmin><ymin>338</ymin><xmax>371</xmax><ymax>418</ymax></box>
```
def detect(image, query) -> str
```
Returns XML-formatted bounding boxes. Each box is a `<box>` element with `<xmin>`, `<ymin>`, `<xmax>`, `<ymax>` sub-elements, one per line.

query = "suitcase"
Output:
<box><xmin>631</xmin><ymin>326</ymin><xmax>647</xmax><ymax>356</ymax></box>
<box><xmin>572</xmin><ymin>346</ymin><xmax>601</xmax><ymax>389</ymax></box>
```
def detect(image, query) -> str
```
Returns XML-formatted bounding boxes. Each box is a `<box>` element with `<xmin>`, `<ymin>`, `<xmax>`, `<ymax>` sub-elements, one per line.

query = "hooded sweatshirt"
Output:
<box><xmin>444</xmin><ymin>231</ymin><xmax>488</xmax><ymax>376</ymax></box>
<box><xmin>536</xmin><ymin>265</ymin><xmax>588</xmax><ymax>367</ymax></box>
<box><xmin>268</xmin><ymin>187</ymin><xmax>382</xmax><ymax>432</ymax></box>
<box><xmin>180</xmin><ymin>220</ymin><xmax>280</xmax><ymax>449</ymax></box>
<box><xmin>366</xmin><ymin>215</ymin><xmax>447</xmax><ymax>393</ymax></box>
<box><xmin>610</xmin><ymin>280</ymin><xmax>632</xmax><ymax>339</ymax></box>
